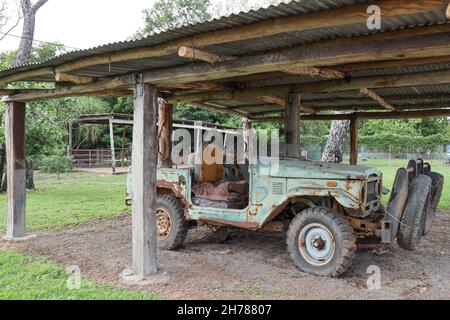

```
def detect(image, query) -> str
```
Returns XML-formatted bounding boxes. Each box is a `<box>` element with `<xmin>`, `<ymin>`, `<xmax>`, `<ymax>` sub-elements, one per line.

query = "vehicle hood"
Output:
<box><xmin>261</xmin><ymin>159</ymin><xmax>381</xmax><ymax>180</ymax></box>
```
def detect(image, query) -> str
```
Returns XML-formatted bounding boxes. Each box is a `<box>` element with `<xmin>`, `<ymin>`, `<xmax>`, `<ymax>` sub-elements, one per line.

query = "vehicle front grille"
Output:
<box><xmin>366</xmin><ymin>181</ymin><xmax>378</xmax><ymax>202</ymax></box>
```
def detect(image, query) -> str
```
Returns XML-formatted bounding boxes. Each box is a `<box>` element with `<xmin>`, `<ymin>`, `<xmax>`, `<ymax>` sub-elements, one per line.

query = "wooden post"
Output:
<box><xmin>157</xmin><ymin>102</ymin><xmax>173</xmax><ymax>168</ymax></box>
<box><xmin>4</xmin><ymin>101</ymin><xmax>26</xmax><ymax>240</ymax></box>
<box><xmin>67</xmin><ymin>121</ymin><xmax>73</xmax><ymax>157</ymax></box>
<box><xmin>285</xmin><ymin>93</ymin><xmax>301</xmax><ymax>158</ymax></box>
<box><xmin>121</xmin><ymin>127</ymin><xmax>126</xmax><ymax>167</ymax></box>
<box><xmin>109</xmin><ymin>118</ymin><xmax>116</xmax><ymax>173</ymax></box>
<box><xmin>131</xmin><ymin>78</ymin><xmax>158</xmax><ymax>278</ymax></box>
<box><xmin>243</xmin><ymin>118</ymin><xmax>252</xmax><ymax>163</ymax></box>
<box><xmin>350</xmin><ymin>116</ymin><xmax>358</xmax><ymax>165</ymax></box>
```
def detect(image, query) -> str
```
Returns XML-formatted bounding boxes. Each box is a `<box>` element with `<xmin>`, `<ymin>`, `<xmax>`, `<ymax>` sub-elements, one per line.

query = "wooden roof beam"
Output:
<box><xmin>359</xmin><ymin>88</ymin><xmax>396</xmax><ymax>110</ymax></box>
<box><xmin>168</xmin><ymin>68</ymin><xmax>450</xmax><ymax>104</ymax></box>
<box><xmin>159</xmin><ymin>81</ymin><xmax>228</xmax><ymax>90</ymax></box>
<box><xmin>250</xmin><ymin>109</ymin><xmax>450</xmax><ymax>122</ymax></box>
<box><xmin>146</xmin><ymin>31</ymin><xmax>450</xmax><ymax>87</ymax></box>
<box><xmin>55</xmin><ymin>72</ymin><xmax>96</xmax><ymax>85</ymax></box>
<box><xmin>178</xmin><ymin>46</ymin><xmax>236</xmax><ymax>64</ymax></box>
<box><xmin>189</xmin><ymin>101</ymin><xmax>248</xmax><ymax>118</ymax></box>
<box><xmin>280</xmin><ymin>66</ymin><xmax>346</xmax><ymax>79</ymax></box>
<box><xmin>259</xmin><ymin>95</ymin><xmax>316</xmax><ymax>114</ymax></box>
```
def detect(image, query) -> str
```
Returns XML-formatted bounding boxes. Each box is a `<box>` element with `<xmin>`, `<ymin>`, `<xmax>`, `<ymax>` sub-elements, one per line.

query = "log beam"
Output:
<box><xmin>55</xmin><ymin>72</ymin><xmax>95</xmax><ymax>85</ymax></box>
<box><xmin>169</xmin><ymin>68</ymin><xmax>450</xmax><ymax>103</ymax></box>
<box><xmin>360</xmin><ymin>88</ymin><xmax>396</xmax><ymax>111</ymax></box>
<box><xmin>6</xmin><ymin>28</ymin><xmax>450</xmax><ymax>103</ymax></box>
<box><xmin>259</xmin><ymin>95</ymin><xmax>316</xmax><ymax>114</ymax></box>
<box><xmin>3</xmin><ymin>101</ymin><xmax>27</xmax><ymax>240</ymax></box>
<box><xmin>178</xmin><ymin>46</ymin><xmax>236</xmax><ymax>64</ymax></box>
<box><xmin>131</xmin><ymin>79</ymin><xmax>158</xmax><ymax>278</ymax></box>
<box><xmin>146</xmin><ymin>31</ymin><xmax>450</xmax><ymax>86</ymax></box>
<box><xmin>280</xmin><ymin>66</ymin><xmax>346</xmax><ymax>79</ymax></box>
<box><xmin>259</xmin><ymin>95</ymin><xmax>285</xmax><ymax>106</ymax></box>
<box><xmin>190</xmin><ymin>101</ymin><xmax>248</xmax><ymax>118</ymax></box>
<box><xmin>250</xmin><ymin>109</ymin><xmax>450</xmax><ymax>122</ymax></box>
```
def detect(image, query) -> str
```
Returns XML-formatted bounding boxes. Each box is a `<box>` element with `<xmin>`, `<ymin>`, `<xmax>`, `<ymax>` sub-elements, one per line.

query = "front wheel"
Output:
<box><xmin>286</xmin><ymin>207</ymin><xmax>356</xmax><ymax>277</ymax></box>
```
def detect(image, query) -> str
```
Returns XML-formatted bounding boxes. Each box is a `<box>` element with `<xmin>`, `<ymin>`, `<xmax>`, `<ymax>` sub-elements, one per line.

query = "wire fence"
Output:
<box><xmin>303</xmin><ymin>146</ymin><xmax>450</xmax><ymax>165</ymax></box>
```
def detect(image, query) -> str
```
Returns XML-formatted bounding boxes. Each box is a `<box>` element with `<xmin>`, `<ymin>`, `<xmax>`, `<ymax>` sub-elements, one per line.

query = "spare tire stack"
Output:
<box><xmin>396</xmin><ymin>159</ymin><xmax>444</xmax><ymax>251</ymax></box>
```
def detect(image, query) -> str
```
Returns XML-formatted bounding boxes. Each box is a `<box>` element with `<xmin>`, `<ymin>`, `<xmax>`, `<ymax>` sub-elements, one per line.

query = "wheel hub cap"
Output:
<box><xmin>299</xmin><ymin>223</ymin><xmax>336</xmax><ymax>266</ymax></box>
<box><xmin>156</xmin><ymin>208</ymin><xmax>172</xmax><ymax>240</ymax></box>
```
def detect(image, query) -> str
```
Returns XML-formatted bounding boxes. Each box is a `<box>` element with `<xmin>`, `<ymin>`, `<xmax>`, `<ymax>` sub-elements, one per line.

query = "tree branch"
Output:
<box><xmin>31</xmin><ymin>0</ymin><xmax>48</xmax><ymax>14</ymax></box>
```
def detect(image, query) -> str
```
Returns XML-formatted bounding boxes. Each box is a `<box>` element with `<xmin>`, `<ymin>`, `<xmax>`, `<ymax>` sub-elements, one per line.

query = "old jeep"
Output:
<box><xmin>127</xmin><ymin>157</ymin><xmax>443</xmax><ymax>277</ymax></box>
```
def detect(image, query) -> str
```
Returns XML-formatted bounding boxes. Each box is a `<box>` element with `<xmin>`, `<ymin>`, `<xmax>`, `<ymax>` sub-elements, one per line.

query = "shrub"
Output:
<box><xmin>40</xmin><ymin>153</ymin><xmax>73</xmax><ymax>178</ymax></box>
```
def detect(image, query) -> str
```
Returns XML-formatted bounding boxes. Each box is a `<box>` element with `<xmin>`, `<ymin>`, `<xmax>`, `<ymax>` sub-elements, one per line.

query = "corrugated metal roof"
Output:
<box><xmin>1</xmin><ymin>0</ymin><xmax>450</xmax><ymax>118</ymax></box>
<box><xmin>1</xmin><ymin>0</ymin><xmax>448</xmax><ymax>80</ymax></box>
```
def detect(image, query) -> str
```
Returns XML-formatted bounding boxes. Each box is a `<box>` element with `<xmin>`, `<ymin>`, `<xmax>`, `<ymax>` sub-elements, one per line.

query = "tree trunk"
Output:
<box><xmin>0</xmin><ymin>142</ymin><xmax>6</xmax><ymax>192</ymax></box>
<box><xmin>13</xmin><ymin>0</ymin><xmax>48</xmax><ymax>66</ymax></box>
<box><xmin>25</xmin><ymin>160</ymin><xmax>35</xmax><ymax>189</ymax></box>
<box><xmin>321</xmin><ymin>119</ymin><xmax>351</xmax><ymax>163</ymax></box>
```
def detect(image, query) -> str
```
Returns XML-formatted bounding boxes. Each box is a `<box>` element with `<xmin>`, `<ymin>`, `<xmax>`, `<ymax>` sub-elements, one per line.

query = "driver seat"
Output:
<box><xmin>192</xmin><ymin>145</ymin><xmax>249</xmax><ymax>209</ymax></box>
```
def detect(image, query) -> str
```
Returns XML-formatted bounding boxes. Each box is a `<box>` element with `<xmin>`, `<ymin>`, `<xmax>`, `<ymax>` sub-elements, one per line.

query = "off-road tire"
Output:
<box><xmin>397</xmin><ymin>175</ymin><xmax>432</xmax><ymax>251</ymax></box>
<box><xmin>156</xmin><ymin>194</ymin><xmax>188</xmax><ymax>250</ymax></box>
<box><xmin>423</xmin><ymin>172</ymin><xmax>444</xmax><ymax>236</ymax></box>
<box><xmin>286</xmin><ymin>207</ymin><xmax>356</xmax><ymax>277</ymax></box>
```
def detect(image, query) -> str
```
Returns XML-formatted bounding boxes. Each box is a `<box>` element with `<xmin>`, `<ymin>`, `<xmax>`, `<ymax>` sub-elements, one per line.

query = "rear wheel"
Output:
<box><xmin>286</xmin><ymin>207</ymin><xmax>356</xmax><ymax>277</ymax></box>
<box><xmin>156</xmin><ymin>194</ymin><xmax>188</xmax><ymax>250</ymax></box>
<box><xmin>397</xmin><ymin>175</ymin><xmax>432</xmax><ymax>251</ymax></box>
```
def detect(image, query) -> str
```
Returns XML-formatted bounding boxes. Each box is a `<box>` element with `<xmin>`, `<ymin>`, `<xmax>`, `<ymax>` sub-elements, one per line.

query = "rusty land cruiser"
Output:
<box><xmin>127</xmin><ymin>155</ymin><xmax>444</xmax><ymax>277</ymax></box>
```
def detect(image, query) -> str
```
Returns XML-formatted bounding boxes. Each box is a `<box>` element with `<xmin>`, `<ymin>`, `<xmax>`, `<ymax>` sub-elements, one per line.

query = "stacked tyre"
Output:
<box><xmin>397</xmin><ymin>172</ymin><xmax>444</xmax><ymax>251</ymax></box>
<box><xmin>423</xmin><ymin>172</ymin><xmax>444</xmax><ymax>236</ymax></box>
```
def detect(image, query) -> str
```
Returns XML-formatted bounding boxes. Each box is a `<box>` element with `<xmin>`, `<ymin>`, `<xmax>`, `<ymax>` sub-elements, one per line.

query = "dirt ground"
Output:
<box><xmin>1</xmin><ymin>211</ymin><xmax>450</xmax><ymax>300</ymax></box>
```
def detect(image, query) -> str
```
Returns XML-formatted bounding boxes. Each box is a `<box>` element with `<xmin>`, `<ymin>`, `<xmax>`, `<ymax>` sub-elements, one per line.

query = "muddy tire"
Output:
<box><xmin>156</xmin><ymin>195</ymin><xmax>188</xmax><ymax>250</ymax></box>
<box><xmin>397</xmin><ymin>175</ymin><xmax>432</xmax><ymax>251</ymax></box>
<box><xmin>423</xmin><ymin>172</ymin><xmax>444</xmax><ymax>236</ymax></box>
<box><xmin>286</xmin><ymin>207</ymin><xmax>356</xmax><ymax>277</ymax></box>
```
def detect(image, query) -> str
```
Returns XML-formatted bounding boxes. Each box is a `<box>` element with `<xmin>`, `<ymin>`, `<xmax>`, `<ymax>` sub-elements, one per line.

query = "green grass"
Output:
<box><xmin>0</xmin><ymin>250</ymin><xmax>156</xmax><ymax>300</ymax></box>
<box><xmin>0</xmin><ymin>171</ymin><xmax>130</xmax><ymax>231</ymax></box>
<box><xmin>361</xmin><ymin>159</ymin><xmax>450</xmax><ymax>209</ymax></box>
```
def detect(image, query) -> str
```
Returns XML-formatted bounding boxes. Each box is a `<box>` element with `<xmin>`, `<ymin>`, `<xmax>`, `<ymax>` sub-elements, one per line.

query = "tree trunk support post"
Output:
<box><xmin>109</xmin><ymin>118</ymin><xmax>116</xmax><ymax>174</ymax></box>
<box><xmin>158</xmin><ymin>102</ymin><xmax>173</xmax><ymax>168</ymax></box>
<box><xmin>3</xmin><ymin>101</ymin><xmax>28</xmax><ymax>240</ymax></box>
<box><xmin>68</xmin><ymin>121</ymin><xmax>73</xmax><ymax>157</ymax></box>
<box><xmin>285</xmin><ymin>93</ymin><xmax>301</xmax><ymax>158</ymax></box>
<box><xmin>131</xmin><ymin>77</ymin><xmax>159</xmax><ymax>279</ymax></box>
<box><xmin>243</xmin><ymin>118</ymin><xmax>252</xmax><ymax>163</ymax></box>
<box><xmin>350</xmin><ymin>116</ymin><xmax>359</xmax><ymax>166</ymax></box>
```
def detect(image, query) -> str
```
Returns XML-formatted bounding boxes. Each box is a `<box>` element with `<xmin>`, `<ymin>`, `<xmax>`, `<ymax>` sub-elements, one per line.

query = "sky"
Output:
<box><xmin>0</xmin><ymin>0</ymin><xmax>156</xmax><ymax>52</ymax></box>
<box><xmin>0</xmin><ymin>0</ymin><xmax>280</xmax><ymax>53</ymax></box>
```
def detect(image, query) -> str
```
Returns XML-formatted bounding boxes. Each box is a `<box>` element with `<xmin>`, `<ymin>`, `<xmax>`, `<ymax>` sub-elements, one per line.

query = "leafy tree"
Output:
<box><xmin>40</xmin><ymin>150</ymin><xmax>73</xmax><ymax>178</ymax></box>
<box><xmin>137</xmin><ymin>0</ymin><xmax>211</xmax><ymax>37</ymax></box>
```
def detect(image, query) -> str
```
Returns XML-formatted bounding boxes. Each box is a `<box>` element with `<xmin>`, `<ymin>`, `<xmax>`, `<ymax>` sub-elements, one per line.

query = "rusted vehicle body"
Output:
<box><xmin>126</xmin><ymin>158</ymin><xmax>443</xmax><ymax>277</ymax></box>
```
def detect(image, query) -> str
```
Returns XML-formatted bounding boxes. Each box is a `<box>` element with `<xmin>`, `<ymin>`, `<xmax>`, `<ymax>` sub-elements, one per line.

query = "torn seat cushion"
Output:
<box><xmin>192</xmin><ymin>180</ymin><xmax>249</xmax><ymax>208</ymax></box>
